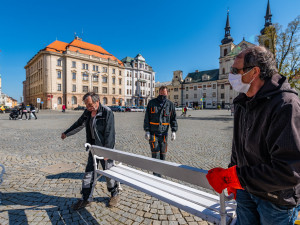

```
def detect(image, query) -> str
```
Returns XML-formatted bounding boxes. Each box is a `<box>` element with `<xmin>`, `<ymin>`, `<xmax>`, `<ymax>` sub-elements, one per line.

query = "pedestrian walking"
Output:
<box><xmin>20</xmin><ymin>103</ymin><xmax>28</xmax><ymax>120</ymax></box>
<box><xmin>184</xmin><ymin>106</ymin><xmax>187</xmax><ymax>117</ymax></box>
<box><xmin>61</xmin><ymin>92</ymin><xmax>120</xmax><ymax>210</ymax></box>
<box><xmin>62</xmin><ymin>104</ymin><xmax>66</xmax><ymax>113</ymax></box>
<box><xmin>29</xmin><ymin>104</ymin><xmax>37</xmax><ymax>120</ymax></box>
<box><xmin>144</xmin><ymin>86</ymin><xmax>178</xmax><ymax>176</ymax></box>
<box><xmin>206</xmin><ymin>46</ymin><xmax>300</xmax><ymax>225</ymax></box>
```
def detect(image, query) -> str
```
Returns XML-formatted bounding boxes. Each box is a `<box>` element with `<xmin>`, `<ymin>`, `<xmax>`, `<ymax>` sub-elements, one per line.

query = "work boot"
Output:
<box><xmin>71</xmin><ymin>199</ymin><xmax>91</xmax><ymax>210</ymax></box>
<box><xmin>108</xmin><ymin>195</ymin><xmax>120</xmax><ymax>208</ymax></box>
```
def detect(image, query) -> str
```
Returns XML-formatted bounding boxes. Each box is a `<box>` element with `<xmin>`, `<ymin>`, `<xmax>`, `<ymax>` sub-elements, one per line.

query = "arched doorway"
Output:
<box><xmin>103</xmin><ymin>97</ymin><xmax>107</xmax><ymax>105</ymax></box>
<box><xmin>72</xmin><ymin>96</ymin><xmax>77</xmax><ymax>105</ymax></box>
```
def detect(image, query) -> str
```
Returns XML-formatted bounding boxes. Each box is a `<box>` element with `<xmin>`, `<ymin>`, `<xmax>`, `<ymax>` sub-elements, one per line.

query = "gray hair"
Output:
<box><xmin>242</xmin><ymin>46</ymin><xmax>278</xmax><ymax>80</ymax></box>
<box><xmin>82</xmin><ymin>92</ymin><xmax>100</xmax><ymax>102</ymax></box>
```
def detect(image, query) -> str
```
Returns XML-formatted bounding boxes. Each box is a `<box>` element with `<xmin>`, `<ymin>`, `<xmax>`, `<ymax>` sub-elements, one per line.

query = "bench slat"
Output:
<box><xmin>91</xmin><ymin>146</ymin><xmax>213</xmax><ymax>190</ymax></box>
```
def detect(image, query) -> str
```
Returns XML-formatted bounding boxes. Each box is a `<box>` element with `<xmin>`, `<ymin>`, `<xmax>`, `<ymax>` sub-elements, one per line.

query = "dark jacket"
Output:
<box><xmin>230</xmin><ymin>74</ymin><xmax>300</xmax><ymax>207</ymax></box>
<box><xmin>144</xmin><ymin>97</ymin><xmax>178</xmax><ymax>134</ymax></box>
<box><xmin>63</xmin><ymin>104</ymin><xmax>115</xmax><ymax>148</ymax></box>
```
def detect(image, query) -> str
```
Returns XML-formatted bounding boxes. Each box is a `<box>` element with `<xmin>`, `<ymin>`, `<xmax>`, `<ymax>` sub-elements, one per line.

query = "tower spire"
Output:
<box><xmin>221</xmin><ymin>10</ymin><xmax>234</xmax><ymax>44</ymax></box>
<box><xmin>260</xmin><ymin>0</ymin><xmax>273</xmax><ymax>34</ymax></box>
<box><xmin>265</xmin><ymin>0</ymin><xmax>272</xmax><ymax>27</ymax></box>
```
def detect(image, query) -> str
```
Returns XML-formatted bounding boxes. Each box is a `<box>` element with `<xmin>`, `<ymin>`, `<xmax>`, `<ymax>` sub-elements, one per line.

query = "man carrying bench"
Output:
<box><xmin>61</xmin><ymin>92</ymin><xmax>120</xmax><ymax>210</ymax></box>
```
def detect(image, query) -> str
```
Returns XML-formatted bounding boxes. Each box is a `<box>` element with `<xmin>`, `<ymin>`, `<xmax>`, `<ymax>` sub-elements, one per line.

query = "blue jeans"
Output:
<box><xmin>236</xmin><ymin>189</ymin><xmax>300</xmax><ymax>225</ymax></box>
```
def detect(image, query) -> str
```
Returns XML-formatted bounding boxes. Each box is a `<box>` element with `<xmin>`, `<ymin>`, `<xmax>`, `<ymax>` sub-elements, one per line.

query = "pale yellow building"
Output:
<box><xmin>24</xmin><ymin>37</ymin><xmax>125</xmax><ymax>109</ymax></box>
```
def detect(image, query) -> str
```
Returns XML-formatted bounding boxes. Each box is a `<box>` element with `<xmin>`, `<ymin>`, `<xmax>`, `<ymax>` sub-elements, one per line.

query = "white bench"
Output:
<box><xmin>88</xmin><ymin>145</ymin><xmax>237</xmax><ymax>225</ymax></box>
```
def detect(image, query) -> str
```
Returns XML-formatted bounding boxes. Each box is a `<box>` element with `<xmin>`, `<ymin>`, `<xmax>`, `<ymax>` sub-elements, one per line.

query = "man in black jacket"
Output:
<box><xmin>144</xmin><ymin>86</ymin><xmax>178</xmax><ymax>176</ymax></box>
<box><xmin>206</xmin><ymin>46</ymin><xmax>300</xmax><ymax>225</ymax></box>
<box><xmin>61</xmin><ymin>92</ymin><xmax>119</xmax><ymax>210</ymax></box>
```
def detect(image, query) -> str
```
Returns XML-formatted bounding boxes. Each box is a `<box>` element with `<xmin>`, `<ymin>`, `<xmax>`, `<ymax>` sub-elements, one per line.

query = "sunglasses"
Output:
<box><xmin>230</xmin><ymin>66</ymin><xmax>253</xmax><ymax>75</ymax></box>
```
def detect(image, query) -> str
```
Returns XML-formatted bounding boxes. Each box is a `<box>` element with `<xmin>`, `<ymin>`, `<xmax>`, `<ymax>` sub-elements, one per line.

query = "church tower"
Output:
<box><xmin>219</xmin><ymin>11</ymin><xmax>235</xmax><ymax>80</ymax></box>
<box><xmin>258</xmin><ymin>0</ymin><xmax>276</xmax><ymax>54</ymax></box>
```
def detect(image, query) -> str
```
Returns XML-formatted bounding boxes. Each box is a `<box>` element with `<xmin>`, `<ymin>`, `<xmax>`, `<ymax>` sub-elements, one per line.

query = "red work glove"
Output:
<box><xmin>227</xmin><ymin>187</ymin><xmax>237</xmax><ymax>199</ymax></box>
<box><xmin>206</xmin><ymin>166</ymin><xmax>243</xmax><ymax>194</ymax></box>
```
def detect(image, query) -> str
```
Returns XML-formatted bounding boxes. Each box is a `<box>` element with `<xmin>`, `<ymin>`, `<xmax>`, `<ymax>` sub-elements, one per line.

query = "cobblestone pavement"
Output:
<box><xmin>0</xmin><ymin>109</ymin><xmax>235</xmax><ymax>225</ymax></box>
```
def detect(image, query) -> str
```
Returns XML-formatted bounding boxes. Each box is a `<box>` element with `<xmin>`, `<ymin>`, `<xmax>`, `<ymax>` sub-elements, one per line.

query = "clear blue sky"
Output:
<box><xmin>0</xmin><ymin>0</ymin><xmax>299</xmax><ymax>101</ymax></box>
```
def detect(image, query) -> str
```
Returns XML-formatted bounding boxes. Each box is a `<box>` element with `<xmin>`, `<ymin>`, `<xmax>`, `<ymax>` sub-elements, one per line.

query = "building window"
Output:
<box><xmin>93</xmin><ymin>65</ymin><xmax>99</xmax><ymax>71</ymax></box>
<box><xmin>127</xmin><ymin>89</ymin><xmax>129</xmax><ymax>95</ymax></box>
<box><xmin>203</xmin><ymin>85</ymin><xmax>207</xmax><ymax>90</ymax></box>
<box><xmin>194</xmin><ymin>86</ymin><xmax>197</xmax><ymax>90</ymax></box>
<box><xmin>57</xmin><ymin>59</ymin><xmax>62</xmax><ymax>66</ymax></box>
<box><xmin>119</xmin><ymin>79</ymin><xmax>122</xmax><ymax>85</ymax></box>
<box><xmin>58</xmin><ymin>97</ymin><xmax>62</xmax><ymax>105</ymax></box>
<box><xmin>127</xmin><ymin>72</ymin><xmax>129</xmax><ymax>77</ymax></box>
<box><xmin>57</xmin><ymin>71</ymin><xmax>61</xmax><ymax>79</ymax></box>
<box><xmin>72</xmin><ymin>85</ymin><xmax>76</xmax><ymax>92</ymax></box>
<box><xmin>57</xmin><ymin>84</ymin><xmax>61</xmax><ymax>91</ymax></box>
<box><xmin>93</xmin><ymin>75</ymin><xmax>99</xmax><ymax>82</ymax></box>
<box><xmin>203</xmin><ymin>93</ymin><xmax>206</xmax><ymax>98</ymax></box>
<box><xmin>82</xmin><ymin>63</ymin><xmax>88</xmax><ymax>70</ymax></box>
<box><xmin>135</xmin><ymin>63</ymin><xmax>137</xmax><ymax>68</ymax></box>
<box><xmin>127</xmin><ymin>80</ymin><xmax>129</xmax><ymax>85</ymax></box>
<box><xmin>222</xmin><ymin>68</ymin><xmax>225</xmax><ymax>74</ymax></box>
<box><xmin>221</xmin><ymin>84</ymin><xmax>225</xmax><ymax>89</ymax></box>
<box><xmin>102</xmin><ymin>87</ymin><xmax>107</xmax><ymax>94</ymax></box>
<box><xmin>174</xmin><ymin>88</ymin><xmax>178</xmax><ymax>92</ymax></box>
<box><xmin>93</xmin><ymin>87</ymin><xmax>98</xmax><ymax>93</ymax></box>
<box><xmin>212</xmin><ymin>92</ymin><xmax>216</xmax><ymax>97</ymax></box>
<box><xmin>72</xmin><ymin>96</ymin><xmax>77</xmax><ymax>105</ymax></box>
<box><xmin>112</xmin><ymin>88</ymin><xmax>115</xmax><ymax>94</ymax></box>
<box><xmin>174</xmin><ymin>95</ymin><xmax>178</xmax><ymax>99</ymax></box>
<box><xmin>72</xmin><ymin>61</ymin><xmax>76</xmax><ymax>68</ymax></box>
<box><xmin>102</xmin><ymin>77</ymin><xmax>107</xmax><ymax>83</ymax></box>
<box><xmin>112</xmin><ymin>68</ymin><xmax>116</xmax><ymax>74</ymax></box>
<box><xmin>194</xmin><ymin>94</ymin><xmax>197</xmax><ymax>98</ymax></box>
<box><xmin>224</xmin><ymin>49</ymin><xmax>228</xmax><ymax>56</ymax></box>
<box><xmin>103</xmin><ymin>67</ymin><xmax>108</xmax><ymax>73</ymax></box>
<box><xmin>112</xmin><ymin>77</ymin><xmax>115</xmax><ymax>84</ymax></box>
<box><xmin>103</xmin><ymin>97</ymin><xmax>107</xmax><ymax>105</ymax></box>
<box><xmin>72</xmin><ymin>72</ymin><xmax>76</xmax><ymax>80</ymax></box>
<box><xmin>186</xmin><ymin>87</ymin><xmax>188</xmax><ymax>91</ymax></box>
<box><xmin>83</xmin><ymin>86</ymin><xmax>88</xmax><ymax>93</ymax></box>
<box><xmin>82</xmin><ymin>73</ymin><xmax>89</xmax><ymax>81</ymax></box>
<box><xmin>213</xmin><ymin>84</ymin><xmax>216</xmax><ymax>89</ymax></box>
<box><xmin>119</xmin><ymin>70</ymin><xmax>122</xmax><ymax>76</ymax></box>
<box><xmin>119</xmin><ymin>89</ymin><xmax>121</xmax><ymax>94</ymax></box>
<box><xmin>135</xmin><ymin>73</ymin><xmax>137</xmax><ymax>78</ymax></box>
<box><xmin>186</xmin><ymin>94</ymin><xmax>188</xmax><ymax>99</ymax></box>
<box><xmin>112</xmin><ymin>97</ymin><xmax>116</xmax><ymax>104</ymax></box>
<box><xmin>221</xmin><ymin>93</ymin><xmax>225</xmax><ymax>99</ymax></box>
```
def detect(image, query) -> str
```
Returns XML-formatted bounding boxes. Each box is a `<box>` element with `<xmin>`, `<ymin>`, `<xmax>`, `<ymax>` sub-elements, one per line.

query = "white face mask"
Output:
<box><xmin>228</xmin><ymin>69</ymin><xmax>255</xmax><ymax>93</ymax></box>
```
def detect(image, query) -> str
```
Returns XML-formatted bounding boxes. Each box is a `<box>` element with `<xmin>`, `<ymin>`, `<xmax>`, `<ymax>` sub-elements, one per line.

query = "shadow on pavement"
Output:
<box><xmin>1</xmin><ymin>191</ymin><xmax>108</xmax><ymax>225</ymax></box>
<box><xmin>45</xmin><ymin>172</ymin><xmax>107</xmax><ymax>183</ymax></box>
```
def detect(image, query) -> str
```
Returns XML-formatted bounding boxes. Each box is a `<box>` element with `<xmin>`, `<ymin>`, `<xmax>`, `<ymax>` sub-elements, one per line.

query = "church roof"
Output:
<box><xmin>185</xmin><ymin>69</ymin><xmax>219</xmax><ymax>83</ymax></box>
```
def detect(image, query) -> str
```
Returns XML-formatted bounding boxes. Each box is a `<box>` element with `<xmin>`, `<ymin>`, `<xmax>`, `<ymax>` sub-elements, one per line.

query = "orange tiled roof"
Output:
<box><xmin>44</xmin><ymin>40</ymin><xmax>69</xmax><ymax>53</ymax></box>
<box><xmin>44</xmin><ymin>39</ymin><xmax>123</xmax><ymax>66</ymax></box>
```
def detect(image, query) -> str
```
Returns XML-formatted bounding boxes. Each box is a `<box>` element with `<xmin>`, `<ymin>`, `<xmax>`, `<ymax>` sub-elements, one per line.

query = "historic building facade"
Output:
<box><xmin>122</xmin><ymin>54</ymin><xmax>155</xmax><ymax>106</ymax></box>
<box><xmin>24</xmin><ymin>37</ymin><xmax>125</xmax><ymax>109</ymax></box>
<box><xmin>156</xmin><ymin>1</ymin><xmax>274</xmax><ymax>109</ymax></box>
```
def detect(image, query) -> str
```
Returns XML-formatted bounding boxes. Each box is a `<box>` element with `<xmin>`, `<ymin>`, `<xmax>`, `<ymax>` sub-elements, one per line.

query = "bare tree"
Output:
<box><xmin>259</xmin><ymin>16</ymin><xmax>300</xmax><ymax>89</ymax></box>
